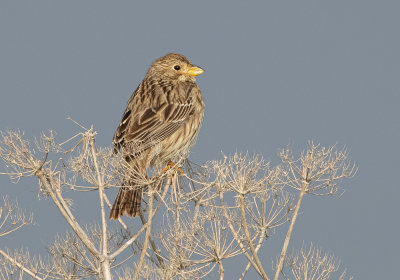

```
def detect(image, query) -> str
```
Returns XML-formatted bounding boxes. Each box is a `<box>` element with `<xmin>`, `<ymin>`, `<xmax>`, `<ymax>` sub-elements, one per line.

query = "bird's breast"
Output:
<box><xmin>150</xmin><ymin>109</ymin><xmax>204</xmax><ymax>168</ymax></box>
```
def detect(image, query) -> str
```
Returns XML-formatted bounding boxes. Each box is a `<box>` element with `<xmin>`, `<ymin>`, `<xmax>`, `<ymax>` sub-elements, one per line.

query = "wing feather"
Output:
<box><xmin>113</xmin><ymin>81</ymin><xmax>197</xmax><ymax>154</ymax></box>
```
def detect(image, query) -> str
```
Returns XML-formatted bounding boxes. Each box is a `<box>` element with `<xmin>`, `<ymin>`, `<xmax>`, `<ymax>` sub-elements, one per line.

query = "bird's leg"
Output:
<box><xmin>162</xmin><ymin>160</ymin><xmax>184</xmax><ymax>175</ymax></box>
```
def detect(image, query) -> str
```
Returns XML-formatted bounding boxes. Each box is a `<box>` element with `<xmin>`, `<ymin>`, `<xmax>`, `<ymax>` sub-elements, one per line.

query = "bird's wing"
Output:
<box><xmin>113</xmin><ymin>83</ymin><xmax>198</xmax><ymax>154</ymax></box>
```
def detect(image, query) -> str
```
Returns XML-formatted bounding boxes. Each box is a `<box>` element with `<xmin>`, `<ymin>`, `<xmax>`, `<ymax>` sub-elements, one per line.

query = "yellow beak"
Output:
<box><xmin>187</xmin><ymin>66</ymin><xmax>205</xmax><ymax>77</ymax></box>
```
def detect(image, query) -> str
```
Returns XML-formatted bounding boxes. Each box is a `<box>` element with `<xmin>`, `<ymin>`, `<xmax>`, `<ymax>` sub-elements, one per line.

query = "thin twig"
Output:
<box><xmin>219</xmin><ymin>192</ymin><xmax>262</xmax><ymax>277</ymax></box>
<box><xmin>36</xmin><ymin>171</ymin><xmax>99</xmax><ymax>258</ymax></box>
<box><xmin>139</xmin><ymin>211</ymin><xmax>164</xmax><ymax>268</ymax></box>
<box><xmin>109</xmin><ymin>180</ymin><xmax>170</xmax><ymax>260</ymax></box>
<box><xmin>239</xmin><ymin>194</ymin><xmax>269</xmax><ymax>280</ymax></box>
<box><xmin>0</xmin><ymin>249</ymin><xmax>43</xmax><ymax>280</ymax></box>
<box><xmin>133</xmin><ymin>183</ymin><xmax>154</xmax><ymax>280</ymax></box>
<box><xmin>239</xmin><ymin>225</ymin><xmax>267</xmax><ymax>280</ymax></box>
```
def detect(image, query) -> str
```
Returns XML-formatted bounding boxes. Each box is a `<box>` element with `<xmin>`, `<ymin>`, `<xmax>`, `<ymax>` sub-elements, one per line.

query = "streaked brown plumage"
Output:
<box><xmin>109</xmin><ymin>53</ymin><xmax>205</xmax><ymax>220</ymax></box>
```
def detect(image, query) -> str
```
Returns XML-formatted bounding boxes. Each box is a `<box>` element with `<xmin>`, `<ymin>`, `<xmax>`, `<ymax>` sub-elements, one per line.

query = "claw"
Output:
<box><xmin>162</xmin><ymin>161</ymin><xmax>184</xmax><ymax>174</ymax></box>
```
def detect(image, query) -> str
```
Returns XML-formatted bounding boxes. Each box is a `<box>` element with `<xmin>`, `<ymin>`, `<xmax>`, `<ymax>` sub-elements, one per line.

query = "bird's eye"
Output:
<box><xmin>174</xmin><ymin>65</ymin><xmax>181</xmax><ymax>70</ymax></box>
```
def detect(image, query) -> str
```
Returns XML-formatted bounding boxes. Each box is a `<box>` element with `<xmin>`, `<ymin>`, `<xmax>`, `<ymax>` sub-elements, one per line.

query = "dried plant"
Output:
<box><xmin>273</xmin><ymin>143</ymin><xmax>356</xmax><ymax>280</ymax></box>
<box><xmin>0</xmin><ymin>125</ymin><xmax>354</xmax><ymax>279</ymax></box>
<box><xmin>279</xmin><ymin>243</ymin><xmax>353</xmax><ymax>280</ymax></box>
<box><xmin>0</xmin><ymin>197</ymin><xmax>33</xmax><ymax>238</ymax></box>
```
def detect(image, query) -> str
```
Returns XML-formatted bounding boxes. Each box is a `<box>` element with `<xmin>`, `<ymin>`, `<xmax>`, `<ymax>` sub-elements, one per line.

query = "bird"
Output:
<box><xmin>109</xmin><ymin>53</ymin><xmax>205</xmax><ymax>220</ymax></box>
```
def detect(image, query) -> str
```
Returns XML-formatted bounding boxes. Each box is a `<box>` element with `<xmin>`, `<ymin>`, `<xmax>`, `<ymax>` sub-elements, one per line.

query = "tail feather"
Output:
<box><xmin>109</xmin><ymin>186</ymin><xmax>142</xmax><ymax>220</ymax></box>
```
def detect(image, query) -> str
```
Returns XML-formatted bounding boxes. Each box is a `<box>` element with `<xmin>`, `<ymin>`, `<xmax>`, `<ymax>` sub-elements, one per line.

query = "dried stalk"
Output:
<box><xmin>36</xmin><ymin>171</ymin><xmax>99</xmax><ymax>258</ymax></box>
<box><xmin>89</xmin><ymin>135</ymin><xmax>111</xmax><ymax>280</ymax></box>
<box><xmin>238</xmin><ymin>226</ymin><xmax>266</xmax><ymax>280</ymax></box>
<box><xmin>217</xmin><ymin>258</ymin><xmax>224</xmax><ymax>280</ymax></box>
<box><xmin>133</xmin><ymin>182</ymin><xmax>155</xmax><ymax>280</ymax></box>
<box><xmin>239</xmin><ymin>194</ymin><xmax>269</xmax><ymax>280</ymax></box>
<box><xmin>0</xmin><ymin>129</ymin><xmax>355</xmax><ymax>279</ymax></box>
<box><xmin>274</xmin><ymin>180</ymin><xmax>308</xmax><ymax>280</ymax></box>
<box><xmin>219</xmin><ymin>192</ymin><xmax>262</xmax><ymax>277</ymax></box>
<box><xmin>0</xmin><ymin>249</ymin><xmax>43</xmax><ymax>280</ymax></box>
<box><xmin>139</xmin><ymin>212</ymin><xmax>164</xmax><ymax>268</ymax></box>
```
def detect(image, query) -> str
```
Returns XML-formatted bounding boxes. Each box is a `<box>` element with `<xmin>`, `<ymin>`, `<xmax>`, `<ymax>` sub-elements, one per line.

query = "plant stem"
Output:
<box><xmin>219</xmin><ymin>192</ymin><xmax>262</xmax><ymax>277</ymax></box>
<box><xmin>133</xmin><ymin>184</ymin><xmax>154</xmax><ymax>280</ymax></box>
<box><xmin>218</xmin><ymin>259</ymin><xmax>224</xmax><ymax>280</ymax></box>
<box><xmin>239</xmin><ymin>194</ymin><xmax>269</xmax><ymax>280</ymax></box>
<box><xmin>274</xmin><ymin>181</ymin><xmax>308</xmax><ymax>280</ymax></box>
<box><xmin>36</xmin><ymin>172</ymin><xmax>99</xmax><ymax>257</ymax></box>
<box><xmin>89</xmin><ymin>137</ymin><xmax>111</xmax><ymax>280</ymax></box>
<box><xmin>0</xmin><ymin>249</ymin><xmax>43</xmax><ymax>280</ymax></box>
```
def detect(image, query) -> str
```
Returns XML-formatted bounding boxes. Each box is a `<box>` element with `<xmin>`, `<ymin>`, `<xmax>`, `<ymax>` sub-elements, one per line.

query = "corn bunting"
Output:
<box><xmin>109</xmin><ymin>53</ymin><xmax>204</xmax><ymax>219</ymax></box>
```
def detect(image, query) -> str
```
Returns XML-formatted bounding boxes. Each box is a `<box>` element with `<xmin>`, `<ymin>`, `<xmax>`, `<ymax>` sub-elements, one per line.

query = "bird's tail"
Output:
<box><xmin>109</xmin><ymin>185</ymin><xmax>142</xmax><ymax>220</ymax></box>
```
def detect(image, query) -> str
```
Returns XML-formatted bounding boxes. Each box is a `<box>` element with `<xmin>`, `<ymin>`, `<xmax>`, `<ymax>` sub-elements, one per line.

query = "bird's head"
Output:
<box><xmin>145</xmin><ymin>53</ymin><xmax>204</xmax><ymax>82</ymax></box>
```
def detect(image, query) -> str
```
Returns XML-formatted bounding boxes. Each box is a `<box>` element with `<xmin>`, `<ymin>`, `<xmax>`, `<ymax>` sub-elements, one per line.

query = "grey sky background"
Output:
<box><xmin>1</xmin><ymin>1</ymin><xmax>399</xmax><ymax>279</ymax></box>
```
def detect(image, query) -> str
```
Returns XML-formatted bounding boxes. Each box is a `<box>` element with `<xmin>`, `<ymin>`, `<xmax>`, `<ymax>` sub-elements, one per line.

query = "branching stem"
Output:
<box><xmin>239</xmin><ymin>194</ymin><xmax>269</xmax><ymax>280</ymax></box>
<box><xmin>0</xmin><ymin>249</ymin><xmax>43</xmax><ymax>280</ymax></box>
<box><xmin>274</xmin><ymin>180</ymin><xmax>308</xmax><ymax>280</ymax></box>
<box><xmin>36</xmin><ymin>172</ymin><xmax>99</xmax><ymax>257</ymax></box>
<box><xmin>219</xmin><ymin>192</ymin><xmax>262</xmax><ymax>277</ymax></box>
<box><xmin>89</xmin><ymin>136</ymin><xmax>111</xmax><ymax>280</ymax></box>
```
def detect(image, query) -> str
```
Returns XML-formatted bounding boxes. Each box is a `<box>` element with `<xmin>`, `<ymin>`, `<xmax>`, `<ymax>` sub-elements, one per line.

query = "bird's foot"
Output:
<box><xmin>162</xmin><ymin>161</ymin><xmax>184</xmax><ymax>175</ymax></box>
